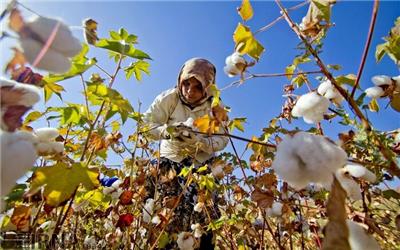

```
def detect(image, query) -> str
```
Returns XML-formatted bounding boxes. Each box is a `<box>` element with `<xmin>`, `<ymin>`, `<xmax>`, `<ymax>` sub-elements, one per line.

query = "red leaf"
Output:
<box><xmin>119</xmin><ymin>190</ymin><xmax>134</xmax><ymax>205</ymax></box>
<box><xmin>116</xmin><ymin>213</ymin><xmax>134</xmax><ymax>228</ymax></box>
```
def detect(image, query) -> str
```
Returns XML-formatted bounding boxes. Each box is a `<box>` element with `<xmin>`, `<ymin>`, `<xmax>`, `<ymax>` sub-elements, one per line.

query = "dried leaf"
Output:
<box><xmin>10</xmin><ymin>205</ymin><xmax>31</xmax><ymax>231</ymax></box>
<box><xmin>251</xmin><ymin>187</ymin><xmax>274</xmax><ymax>208</ymax></box>
<box><xmin>255</xmin><ymin>173</ymin><xmax>277</xmax><ymax>189</ymax></box>
<box><xmin>119</xmin><ymin>190</ymin><xmax>134</xmax><ymax>205</ymax></box>
<box><xmin>322</xmin><ymin>177</ymin><xmax>350</xmax><ymax>250</ymax></box>
<box><xmin>83</xmin><ymin>18</ymin><xmax>99</xmax><ymax>45</ymax></box>
<box><xmin>5</xmin><ymin>47</ymin><xmax>26</xmax><ymax>73</ymax></box>
<box><xmin>8</xmin><ymin>8</ymin><xmax>24</xmax><ymax>33</ymax></box>
<box><xmin>162</xmin><ymin>196</ymin><xmax>179</xmax><ymax>209</ymax></box>
<box><xmin>395</xmin><ymin>214</ymin><xmax>400</xmax><ymax>230</ymax></box>
<box><xmin>193</xmin><ymin>114</ymin><xmax>220</xmax><ymax>135</ymax></box>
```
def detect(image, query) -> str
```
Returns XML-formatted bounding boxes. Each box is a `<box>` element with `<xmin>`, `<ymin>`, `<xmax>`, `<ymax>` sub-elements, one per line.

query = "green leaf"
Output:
<box><xmin>44</xmin><ymin>81</ymin><xmax>64</xmax><ymax>102</ymax></box>
<box><xmin>368</xmin><ymin>98</ymin><xmax>379</xmax><ymax>112</ymax></box>
<box><xmin>75</xmin><ymin>189</ymin><xmax>110</xmax><ymax>209</ymax></box>
<box><xmin>327</xmin><ymin>64</ymin><xmax>342</xmax><ymax>70</ymax></box>
<box><xmin>390</xmin><ymin>92</ymin><xmax>400</xmax><ymax>112</ymax></box>
<box><xmin>335</xmin><ymin>74</ymin><xmax>357</xmax><ymax>87</ymax></box>
<box><xmin>199</xmin><ymin>174</ymin><xmax>216</xmax><ymax>191</ymax></box>
<box><xmin>43</xmin><ymin>44</ymin><xmax>97</xmax><ymax>84</ymax></box>
<box><xmin>285</xmin><ymin>64</ymin><xmax>296</xmax><ymax>80</ymax></box>
<box><xmin>158</xmin><ymin>232</ymin><xmax>170</xmax><ymax>248</ymax></box>
<box><xmin>197</xmin><ymin>165</ymin><xmax>208</xmax><ymax>173</ymax></box>
<box><xmin>29</xmin><ymin>162</ymin><xmax>99</xmax><ymax>207</ymax></box>
<box><xmin>228</xmin><ymin>117</ymin><xmax>246</xmax><ymax>132</ymax></box>
<box><xmin>95</xmin><ymin>39</ymin><xmax>151</xmax><ymax>60</ymax></box>
<box><xmin>23</xmin><ymin>111</ymin><xmax>43</xmax><ymax>124</ymax></box>
<box><xmin>233</xmin><ymin>23</ymin><xmax>265</xmax><ymax>61</ymax></box>
<box><xmin>375</xmin><ymin>43</ymin><xmax>387</xmax><ymax>63</ymax></box>
<box><xmin>312</xmin><ymin>0</ymin><xmax>332</xmax><ymax>22</ymax></box>
<box><xmin>124</xmin><ymin>60</ymin><xmax>150</xmax><ymax>81</ymax></box>
<box><xmin>59</xmin><ymin>106</ymin><xmax>81</xmax><ymax>125</ymax></box>
<box><xmin>238</xmin><ymin>0</ymin><xmax>253</xmax><ymax>21</ymax></box>
<box><xmin>382</xmin><ymin>189</ymin><xmax>400</xmax><ymax>200</ymax></box>
<box><xmin>178</xmin><ymin>166</ymin><xmax>193</xmax><ymax>178</ymax></box>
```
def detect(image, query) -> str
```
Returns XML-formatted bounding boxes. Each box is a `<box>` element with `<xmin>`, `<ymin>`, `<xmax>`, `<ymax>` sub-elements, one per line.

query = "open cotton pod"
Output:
<box><xmin>34</xmin><ymin>127</ymin><xmax>59</xmax><ymax>142</ymax></box>
<box><xmin>24</xmin><ymin>16</ymin><xmax>82</xmax><ymax>57</ymax></box>
<box><xmin>0</xmin><ymin>130</ymin><xmax>37</xmax><ymax>198</ymax></box>
<box><xmin>0</xmin><ymin>78</ymin><xmax>41</xmax><ymax>107</ymax></box>
<box><xmin>335</xmin><ymin>168</ymin><xmax>362</xmax><ymax>200</ymax></box>
<box><xmin>347</xmin><ymin>220</ymin><xmax>381</xmax><ymax>250</ymax></box>
<box><xmin>19</xmin><ymin>38</ymin><xmax>72</xmax><ymax>73</ymax></box>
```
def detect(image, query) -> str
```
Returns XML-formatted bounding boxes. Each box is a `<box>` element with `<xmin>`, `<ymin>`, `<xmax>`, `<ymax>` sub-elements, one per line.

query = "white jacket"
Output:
<box><xmin>143</xmin><ymin>88</ymin><xmax>228</xmax><ymax>164</ymax></box>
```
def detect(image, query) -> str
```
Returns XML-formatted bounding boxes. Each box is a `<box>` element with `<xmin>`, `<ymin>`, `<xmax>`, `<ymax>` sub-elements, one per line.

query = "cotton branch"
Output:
<box><xmin>350</xmin><ymin>0</ymin><xmax>379</xmax><ymax>98</ymax></box>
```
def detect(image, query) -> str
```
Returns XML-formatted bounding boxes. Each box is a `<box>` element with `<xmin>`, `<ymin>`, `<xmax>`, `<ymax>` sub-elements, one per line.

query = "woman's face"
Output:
<box><xmin>181</xmin><ymin>77</ymin><xmax>204</xmax><ymax>104</ymax></box>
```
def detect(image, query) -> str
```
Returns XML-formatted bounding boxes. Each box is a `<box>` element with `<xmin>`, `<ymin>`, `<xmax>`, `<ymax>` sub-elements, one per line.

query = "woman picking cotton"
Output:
<box><xmin>142</xmin><ymin>58</ymin><xmax>228</xmax><ymax>249</ymax></box>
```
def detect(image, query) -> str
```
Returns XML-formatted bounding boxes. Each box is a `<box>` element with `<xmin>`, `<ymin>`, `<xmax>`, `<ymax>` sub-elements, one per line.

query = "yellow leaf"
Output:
<box><xmin>29</xmin><ymin>162</ymin><xmax>99</xmax><ymax>207</ymax></box>
<box><xmin>238</xmin><ymin>0</ymin><xmax>253</xmax><ymax>21</ymax></box>
<box><xmin>193</xmin><ymin>114</ymin><xmax>220</xmax><ymax>135</ymax></box>
<box><xmin>83</xmin><ymin>18</ymin><xmax>99</xmax><ymax>45</ymax></box>
<box><xmin>233</xmin><ymin>23</ymin><xmax>265</xmax><ymax>61</ymax></box>
<box><xmin>368</xmin><ymin>98</ymin><xmax>379</xmax><ymax>112</ymax></box>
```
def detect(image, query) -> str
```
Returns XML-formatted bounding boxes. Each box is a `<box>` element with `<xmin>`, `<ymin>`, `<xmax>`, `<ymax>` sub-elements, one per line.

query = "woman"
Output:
<box><xmin>143</xmin><ymin>58</ymin><xmax>228</xmax><ymax>249</ymax></box>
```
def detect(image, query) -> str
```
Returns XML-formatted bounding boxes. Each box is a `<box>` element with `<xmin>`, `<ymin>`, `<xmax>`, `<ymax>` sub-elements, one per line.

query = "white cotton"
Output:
<box><xmin>224</xmin><ymin>64</ymin><xmax>241</xmax><ymax>77</ymax></box>
<box><xmin>343</xmin><ymin>164</ymin><xmax>376</xmax><ymax>183</ymax></box>
<box><xmin>84</xmin><ymin>235</ymin><xmax>97</xmax><ymax>248</ymax></box>
<box><xmin>34</xmin><ymin>127</ymin><xmax>59</xmax><ymax>142</ymax></box>
<box><xmin>25</xmin><ymin>16</ymin><xmax>82</xmax><ymax>57</ymax></box>
<box><xmin>15</xmin><ymin>130</ymin><xmax>39</xmax><ymax>144</ymax></box>
<box><xmin>177</xmin><ymin>232</ymin><xmax>195</xmax><ymax>250</ymax></box>
<box><xmin>151</xmin><ymin>215</ymin><xmax>161</xmax><ymax>225</ymax></box>
<box><xmin>226</xmin><ymin>52</ymin><xmax>246</xmax><ymax>66</ymax></box>
<box><xmin>317</xmin><ymin>80</ymin><xmax>346</xmax><ymax>105</ymax></box>
<box><xmin>191</xmin><ymin>223</ymin><xmax>203</xmax><ymax>238</ymax></box>
<box><xmin>272</xmin><ymin>132</ymin><xmax>347</xmax><ymax>190</ymax></box>
<box><xmin>266</xmin><ymin>202</ymin><xmax>283</xmax><ymax>217</ymax></box>
<box><xmin>104</xmin><ymin>219</ymin><xmax>113</xmax><ymax>231</ymax></box>
<box><xmin>291</xmin><ymin>92</ymin><xmax>330</xmax><ymax>124</ymax></box>
<box><xmin>0</xmin><ymin>130</ymin><xmax>37</xmax><ymax>197</ymax></box>
<box><xmin>365</xmin><ymin>86</ymin><xmax>384</xmax><ymax>98</ymax></box>
<box><xmin>19</xmin><ymin>38</ymin><xmax>72</xmax><ymax>74</ymax></box>
<box><xmin>36</xmin><ymin>141</ymin><xmax>63</xmax><ymax>154</ymax></box>
<box><xmin>211</xmin><ymin>165</ymin><xmax>224</xmax><ymax>179</ymax></box>
<box><xmin>0</xmin><ymin>78</ymin><xmax>41</xmax><ymax>107</ymax></box>
<box><xmin>110</xmin><ymin>189</ymin><xmax>123</xmax><ymax>200</ymax></box>
<box><xmin>335</xmin><ymin>169</ymin><xmax>362</xmax><ymax>200</ymax></box>
<box><xmin>347</xmin><ymin>220</ymin><xmax>381</xmax><ymax>250</ymax></box>
<box><xmin>194</xmin><ymin>202</ymin><xmax>204</xmax><ymax>213</ymax></box>
<box><xmin>317</xmin><ymin>80</ymin><xmax>332</xmax><ymax>96</ymax></box>
<box><xmin>142</xmin><ymin>198</ymin><xmax>154</xmax><ymax>223</ymax></box>
<box><xmin>371</xmin><ymin>75</ymin><xmax>391</xmax><ymax>87</ymax></box>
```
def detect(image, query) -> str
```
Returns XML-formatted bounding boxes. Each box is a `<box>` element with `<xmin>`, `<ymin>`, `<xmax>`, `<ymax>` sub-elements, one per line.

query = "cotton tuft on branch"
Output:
<box><xmin>291</xmin><ymin>92</ymin><xmax>330</xmax><ymax>124</ymax></box>
<box><xmin>271</xmin><ymin>131</ymin><xmax>347</xmax><ymax>190</ymax></box>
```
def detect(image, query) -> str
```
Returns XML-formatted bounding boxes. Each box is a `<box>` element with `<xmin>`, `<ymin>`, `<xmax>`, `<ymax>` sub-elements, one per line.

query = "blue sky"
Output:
<box><xmin>1</xmin><ymin>1</ymin><xmax>399</xmax><ymax>166</ymax></box>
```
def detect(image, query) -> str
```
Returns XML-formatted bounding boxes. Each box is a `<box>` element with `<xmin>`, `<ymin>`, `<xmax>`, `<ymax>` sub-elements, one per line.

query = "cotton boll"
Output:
<box><xmin>34</xmin><ymin>127</ymin><xmax>59</xmax><ymax>142</ymax></box>
<box><xmin>371</xmin><ymin>75</ymin><xmax>391</xmax><ymax>87</ymax></box>
<box><xmin>177</xmin><ymin>232</ymin><xmax>195</xmax><ymax>250</ymax></box>
<box><xmin>193</xmin><ymin>202</ymin><xmax>204</xmax><ymax>213</ymax></box>
<box><xmin>224</xmin><ymin>64</ymin><xmax>241</xmax><ymax>77</ymax></box>
<box><xmin>15</xmin><ymin>130</ymin><xmax>38</xmax><ymax>144</ymax></box>
<box><xmin>25</xmin><ymin>16</ymin><xmax>82</xmax><ymax>57</ymax></box>
<box><xmin>347</xmin><ymin>220</ymin><xmax>381</xmax><ymax>250</ymax></box>
<box><xmin>191</xmin><ymin>223</ymin><xmax>203</xmax><ymax>238</ymax></box>
<box><xmin>343</xmin><ymin>164</ymin><xmax>376</xmax><ymax>183</ymax></box>
<box><xmin>291</xmin><ymin>92</ymin><xmax>330</xmax><ymax>123</ymax></box>
<box><xmin>302</xmin><ymin>111</ymin><xmax>324</xmax><ymax>124</ymax></box>
<box><xmin>1</xmin><ymin>131</ymin><xmax>37</xmax><ymax>197</ymax></box>
<box><xmin>335</xmin><ymin>169</ymin><xmax>362</xmax><ymax>200</ymax></box>
<box><xmin>143</xmin><ymin>198</ymin><xmax>154</xmax><ymax>223</ymax></box>
<box><xmin>20</xmin><ymin>38</ymin><xmax>71</xmax><ymax>74</ymax></box>
<box><xmin>0</xmin><ymin>78</ymin><xmax>41</xmax><ymax>107</ymax></box>
<box><xmin>365</xmin><ymin>86</ymin><xmax>384</xmax><ymax>98</ymax></box>
<box><xmin>266</xmin><ymin>202</ymin><xmax>283</xmax><ymax>217</ymax></box>
<box><xmin>317</xmin><ymin>80</ymin><xmax>332</xmax><ymax>96</ymax></box>
<box><xmin>151</xmin><ymin>215</ymin><xmax>161</xmax><ymax>225</ymax></box>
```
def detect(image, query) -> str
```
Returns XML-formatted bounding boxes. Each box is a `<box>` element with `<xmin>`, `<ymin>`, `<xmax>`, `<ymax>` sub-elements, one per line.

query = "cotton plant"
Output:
<box><xmin>224</xmin><ymin>52</ymin><xmax>247</xmax><ymax>77</ymax></box>
<box><xmin>177</xmin><ymin>232</ymin><xmax>195</xmax><ymax>250</ymax></box>
<box><xmin>191</xmin><ymin>223</ymin><xmax>203</xmax><ymax>238</ymax></box>
<box><xmin>317</xmin><ymin>79</ymin><xmax>346</xmax><ymax>105</ymax></box>
<box><xmin>347</xmin><ymin>220</ymin><xmax>381</xmax><ymax>250</ymax></box>
<box><xmin>271</xmin><ymin>131</ymin><xmax>347</xmax><ymax>190</ymax></box>
<box><xmin>291</xmin><ymin>92</ymin><xmax>330</xmax><ymax>124</ymax></box>
<box><xmin>365</xmin><ymin>75</ymin><xmax>400</xmax><ymax>98</ymax></box>
<box><xmin>334</xmin><ymin>163</ymin><xmax>377</xmax><ymax>201</ymax></box>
